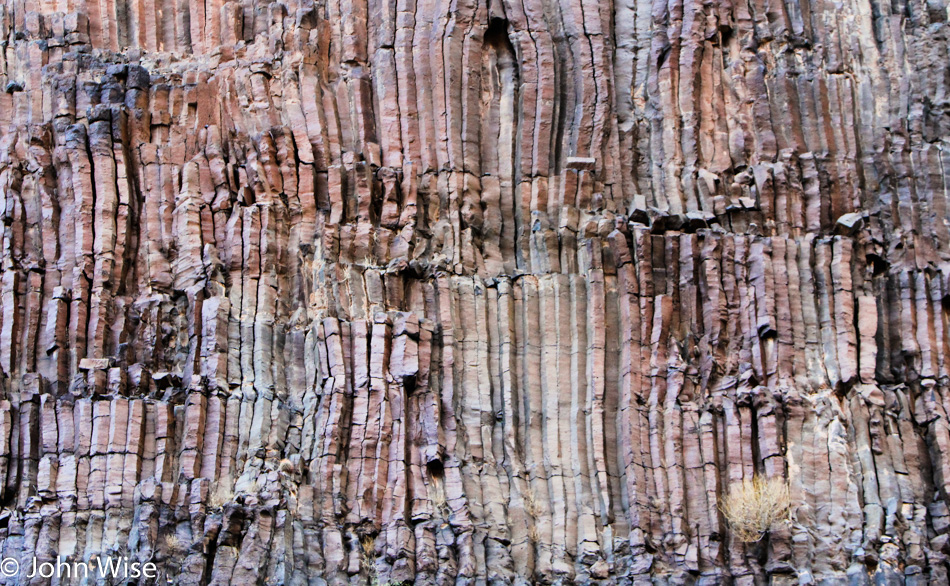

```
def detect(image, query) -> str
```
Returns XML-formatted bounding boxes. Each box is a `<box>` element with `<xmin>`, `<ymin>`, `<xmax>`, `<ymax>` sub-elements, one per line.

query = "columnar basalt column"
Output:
<box><xmin>0</xmin><ymin>0</ymin><xmax>948</xmax><ymax>583</ymax></box>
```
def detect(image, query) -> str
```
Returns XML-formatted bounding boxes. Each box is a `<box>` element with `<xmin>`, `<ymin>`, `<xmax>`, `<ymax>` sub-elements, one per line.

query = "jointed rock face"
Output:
<box><xmin>0</xmin><ymin>0</ymin><xmax>948</xmax><ymax>583</ymax></box>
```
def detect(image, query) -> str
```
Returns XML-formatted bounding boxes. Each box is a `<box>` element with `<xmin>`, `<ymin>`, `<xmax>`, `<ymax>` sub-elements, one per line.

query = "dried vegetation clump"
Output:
<box><xmin>719</xmin><ymin>476</ymin><xmax>790</xmax><ymax>543</ymax></box>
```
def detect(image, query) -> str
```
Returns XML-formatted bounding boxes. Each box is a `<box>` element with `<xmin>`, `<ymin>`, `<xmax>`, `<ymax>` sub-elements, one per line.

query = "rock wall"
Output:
<box><xmin>0</xmin><ymin>0</ymin><xmax>949</xmax><ymax>583</ymax></box>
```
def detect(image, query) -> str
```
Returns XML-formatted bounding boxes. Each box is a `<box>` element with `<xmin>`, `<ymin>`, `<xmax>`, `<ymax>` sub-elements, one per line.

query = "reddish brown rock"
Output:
<box><xmin>0</xmin><ymin>0</ymin><xmax>947</xmax><ymax>583</ymax></box>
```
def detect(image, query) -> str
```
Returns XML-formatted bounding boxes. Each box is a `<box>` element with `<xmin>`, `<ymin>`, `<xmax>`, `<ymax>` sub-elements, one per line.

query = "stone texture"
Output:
<box><xmin>0</xmin><ymin>0</ymin><xmax>948</xmax><ymax>583</ymax></box>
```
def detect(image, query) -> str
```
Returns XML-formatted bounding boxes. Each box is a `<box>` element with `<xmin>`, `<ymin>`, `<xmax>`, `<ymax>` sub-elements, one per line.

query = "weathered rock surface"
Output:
<box><xmin>0</xmin><ymin>0</ymin><xmax>949</xmax><ymax>583</ymax></box>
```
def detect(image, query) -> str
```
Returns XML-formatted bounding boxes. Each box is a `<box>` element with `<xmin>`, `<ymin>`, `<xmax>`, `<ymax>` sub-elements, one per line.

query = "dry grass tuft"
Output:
<box><xmin>162</xmin><ymin>534</ymin><xmax>188</xmax><ymax>555</ymax></box>
<box><xmin>360</xmin><ymin>535</ymin><xmax>376</xmax><ymax>556</ymax></box>
<box><xmin>719</xmin><ymin>476</ymin><xmax>790</xmax><ymax>543</ymax></box>
<box><xmin>279</xmin><ymin>458</ymin><xmax>296</xmax><ymax>475</ymax></box>
<box><xmin>522</xmin><ymin>487</ymin><xmax>542</xmax><ymax>545</ymax></box>
<box><xmin>209</xmin><ymin>483</ymin><xmax>234</xmax><ymax>508</ymax></box>
<box><xmin>523</xmin><ymin>487</ymin><xmax>541</xmax><ymax>518</ymax></box>
<box><xmin>527</xmin><ymin>525</ymin><xmax>540</xmax><ymax>544</ymax></box>
<box><xmin>360</xmin><ymin>535</ymin><xmax>379</xmax><ymax>584</ymax></box>
<box><xmin>359</xmin><ymin>535</ymin><xmax>407</xmax><ymax>586</ymax></box>
<box><xmin>428</xmin><ymin>477</ymin><xmax>450</xmax><ymax>519</ymax></box>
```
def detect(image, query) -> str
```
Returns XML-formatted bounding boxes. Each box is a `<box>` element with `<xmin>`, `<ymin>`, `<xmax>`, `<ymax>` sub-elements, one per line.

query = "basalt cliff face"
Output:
<box><xmin>0</xmin><ymin>0</ymin><xmax>949</xmax><ymax>583</ymax></box>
